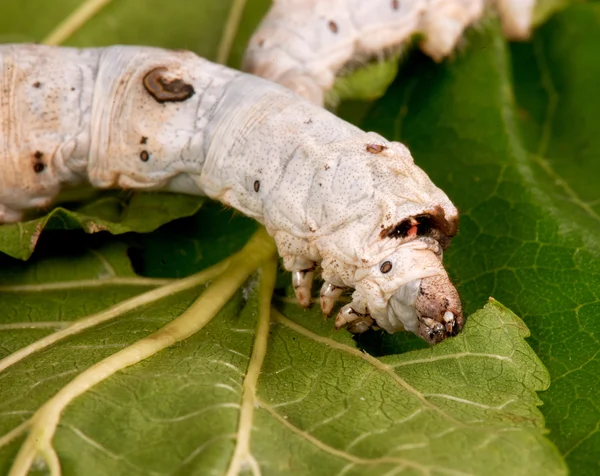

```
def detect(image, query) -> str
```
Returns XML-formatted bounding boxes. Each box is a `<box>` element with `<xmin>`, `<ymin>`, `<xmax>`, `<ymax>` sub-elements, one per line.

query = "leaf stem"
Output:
<box><xmin>0</xmin><ymin>420</ymin><xmax>31</xmax><ymax>450</ymax></box>
<box><xmin>226</xmin><ymin>255</ymin><xmax>278</xmax><ymax>476</ymax></box>
<box><xmin>216</xmin><ymin>0</ymin><xmax>248</xmax><ymax>64</ymax></box>
<box><xmin>0</xmin><ymin>276</ymin><xmax>176</xmax><ymax>293</ymax></box>
<box><xmin>0</xmin><ymin>259</ymin><xmax>229</xmax><ymax>374</ymax></box>
<box><xmin>42</xmin><ymin>0</ymin><xmax>114</xmax><ymax>46</ymax></box>
<box><xmin>8</xmin><ymin>228</ymin><xmax>276</xmax><ymax>476</ymax></box>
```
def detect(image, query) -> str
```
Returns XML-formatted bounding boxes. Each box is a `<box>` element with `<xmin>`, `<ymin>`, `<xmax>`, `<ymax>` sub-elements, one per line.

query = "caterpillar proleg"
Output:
<box><xmin>0</xmin><ymin>43</ymin><xmax>461</xmax><ymax>344</ymax></box>
<box><xmin>242</xmin><ymin>0</ymin><xmax>536</xmax><ymax>105</ymax></box>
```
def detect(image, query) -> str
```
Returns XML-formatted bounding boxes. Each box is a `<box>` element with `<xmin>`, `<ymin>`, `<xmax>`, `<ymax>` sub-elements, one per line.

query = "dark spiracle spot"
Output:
<box><xmin>33</xmin><ymin>81</ymin><xmax>41</xmax><ymax>88</ymax></box>
<box><xmin>140</xmin><ymin>150</ymin><xmax>150</xmax><ymax>162</ymax></box>
<box><xmin>143</xmin><ymin>67</ymin><xmax>195</xmax><ymax>103</ymax></box>
<box><xmin>253</xmin><ymin>180</ymin><xmax>260</xmax><ymax>192</ymax></box>
<box><xmin>328</xmin><ymin>20</ymin><xmax>338</xmax><ymax>33</ymax></box>
<box><xmin>380</xmin><ymin>261</ymin><xmax>392</xmax><ymax>274</ymax></box>
<box><xmin>391</xmin><ymin>0</ymin><xmax>399</xmax><ymax>10</ymax></box>
<box><xmin>33</xmin><ymin>163</ymin><xmax>45</xmax><ymax>173</ymax></box>
<box><xmin>366</xmin><ymin>143</ymin><xmax>387</xmax><ymax>154</ymax></box>
<box><xmin>33</xmin><ymin>151</ymin><xmax>44</xmax><ymax>160</ymax></box>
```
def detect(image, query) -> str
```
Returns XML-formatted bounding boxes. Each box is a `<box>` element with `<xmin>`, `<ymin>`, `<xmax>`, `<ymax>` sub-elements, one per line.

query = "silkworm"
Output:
<box><xmin>242</xmin><ymin>0</ymin><xmax>536</xmax><ymax>105</ymax></box>
<box><xmin>0</xmin><ymin>43</ymin><xmax>462</xmax><ymax>344</ymax></box>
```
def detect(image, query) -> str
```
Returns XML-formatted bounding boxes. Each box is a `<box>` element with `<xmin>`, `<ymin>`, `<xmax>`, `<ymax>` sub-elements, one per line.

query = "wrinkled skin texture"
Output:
<box><xmin>0</xmin><ymin>44</ymin><xmax>462</xmax><ymax>343</ymax></box>
<box><xmin>243</xmin><ymin>0</ymin><xmax>536</xmax><ymax>106</ymax></box>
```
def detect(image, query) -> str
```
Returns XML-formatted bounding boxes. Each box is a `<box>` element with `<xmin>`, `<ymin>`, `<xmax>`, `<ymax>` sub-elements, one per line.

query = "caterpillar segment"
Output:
<box><xmin>0</xmin><ymin>43</ymin><xmax>462</xmax><ymax>343</ymax></box>
<box><xmin>243</xmin><ymin>0</ymin><xmax>537</xmax><ymax>105</ymax></box>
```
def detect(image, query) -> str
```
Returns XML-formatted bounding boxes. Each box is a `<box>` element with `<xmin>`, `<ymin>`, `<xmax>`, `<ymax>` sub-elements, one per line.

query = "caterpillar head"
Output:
<box><xmin>336</xmin><ymin>140</ymin><xmax>462</xmax><ymax>343</ymax></box>
<box><xmin>284</xmin><ymin>136</ymin><xmax>463</xmax><ymax>344</ymax></box>
<box><xmin>333</xmin><ymin>237</ymin><xmax>463</xmax><ymax>344</ymax></box>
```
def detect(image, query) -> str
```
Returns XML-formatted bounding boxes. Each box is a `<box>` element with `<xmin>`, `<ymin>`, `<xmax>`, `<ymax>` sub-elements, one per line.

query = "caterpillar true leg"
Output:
<box><xmin>335</xmin><ymin>304</ymin><xmax>374</xmax><ymax>334</ymax></box>
<box><xmin>291</xmin><ymin>263</ymin><xmax>316</xmax><ymax>308</ymax></box>
<box><xmin>320</xmin><ymin>282</ymin><xmax>344</xmax><ymax>316</ymax></box>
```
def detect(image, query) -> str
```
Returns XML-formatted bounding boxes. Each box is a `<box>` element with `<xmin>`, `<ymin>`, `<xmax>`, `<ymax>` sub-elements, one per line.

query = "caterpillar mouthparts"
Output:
<box><xmin>415</xmin><ymin>273</ymin><xmax>464</xmax><ymax>344</ymax></box>
<box><xmin>333</xmin><ymin>270</ymin><xmax>464</xmax><ymax>345</ymax></box>
<box><xmin>332</xmin><ymin>260</ymin><xmax>464</xmax><ymax>344</ymax></box>
<box><xmin>307</xmin><ymin>231</ymin><xmax>463</xmax><ymax>344</ymax></box>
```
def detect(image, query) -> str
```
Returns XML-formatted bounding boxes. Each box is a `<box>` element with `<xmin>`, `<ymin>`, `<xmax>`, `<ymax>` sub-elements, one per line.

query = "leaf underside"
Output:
<box><xmin>0</xmin><ymin>231</ymin><xmax>564</xmax><ymax>475</ymax></box>
<box><xmin>339</xmin><ymin>4</ymin><xmax>600</xmax><ymax>474</ymax></box>
<box><xmin>0</xmin><ymin>0</ymin><xmax>596</xmax><ymax>475</ymax></box>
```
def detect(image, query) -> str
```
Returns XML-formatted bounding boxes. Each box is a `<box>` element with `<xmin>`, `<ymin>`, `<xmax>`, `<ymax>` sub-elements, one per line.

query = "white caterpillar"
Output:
<box><xmin>0</xmin><ymin>43</ymin><xmax>462</xmax><ymax>343</ymax></box>
<box><xmin>243</xmin><ymin>0</ymin><xmax>536</xmax><ymax>105</ymax></box>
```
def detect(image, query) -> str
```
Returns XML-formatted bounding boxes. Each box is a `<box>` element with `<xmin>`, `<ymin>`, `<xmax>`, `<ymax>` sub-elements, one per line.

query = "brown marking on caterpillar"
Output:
<box><xmin>324</xmin><ymin>164</ymin><xmax>330</xmax><ymax>170</ymax></box>
<box><xmin>366</xmin><ymin>144</ymin><xmax>387</xmax><ymax>154</ymax></box>
<box><xmin>143</xmin><ymin>67</ymin><xmax>195</xmax><ymax>103</ymax></box>
<box><xmin>380</xmin><ymin>206</ymin><xmax>459</xmax><ymax>247</ymax></box>
<box><xmin>380</xmin><ymin>261</ymin><xmax>392</xmax><ymax>274</ymax></box>
<box><xmin>140</xmin><ymin>150</ymin><xmax>150</xmax><ymax>162</ymax></box>
<box><xmin>253</xmin><ymin>180</ymin><xmax>260</xmax><ymax>192</ymax></box>
<box><xmin>33</xmin><ymin>151</ymin><xmax>43</xmax><ymax>160</ymax></box>
<box><xmin>380</xmin><ymin>217</ymin><xmax>415</xmax><ymax>239</ymax></box>
<box><xmin>33</xmin><ymin>163</ymin><xmax>45</xmax><ymax>173</ymax></box>
<box><xmin>32</xmin><ymin>81</ymin><xmax>41</xmax><ymax>88</ymax></box>
<box><xmin>328</xmin><ymin>20</ymin><xmax>338</xmax><ymax>33</ymax></box>
<box><xmin>391</xmin><ymin>0</ymin><xmax>399</xmax><ymax>10</ymax></box>
<box><xmin>257</xmin><ymin>38</ymin><xmax>265</xmax><ymax>47</ymax></box>
<box><xmin>429</xmin><ymin>205</ymin><xmax>459</xmax><ymax>238</ymax></box>
<box><xmin>140</xmin><ymin>136</ymin><xmax>148</xmax><ymax>145</ymax></box>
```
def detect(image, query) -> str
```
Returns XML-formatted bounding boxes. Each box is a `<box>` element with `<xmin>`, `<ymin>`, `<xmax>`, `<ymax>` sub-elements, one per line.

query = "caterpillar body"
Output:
<box><xmin>0</xmin><ymin>43</ymin><xmax>462</xmax><ymax>344</ymax></box>
<box><xmin>243</xmin><ymin>0</ymin><xmax>536</xmax><ymax>105</ymax></box>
